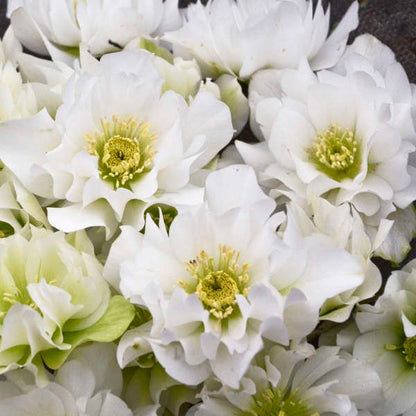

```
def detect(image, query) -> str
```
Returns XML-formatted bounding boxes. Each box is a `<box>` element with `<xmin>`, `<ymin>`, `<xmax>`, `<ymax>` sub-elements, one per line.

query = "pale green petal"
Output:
<box><xmin>42</xmin><ymin>296</ymin><xmax>134</xmax><ymax>370</ymax></box>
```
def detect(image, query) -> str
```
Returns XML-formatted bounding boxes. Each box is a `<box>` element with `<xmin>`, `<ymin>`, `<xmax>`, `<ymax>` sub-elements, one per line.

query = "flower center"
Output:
<box><xmin>310</xmin><ymin>124</ymin><xmax>361</xmax><ymax>181</ymax></box>
<box><xmin>249</xmin><ymin>388</ymin><xmax>319</xmax><ymax>416</ymax></box>
<box><xmin>197</xmin><ymin>271</ymin><xmax>238</xmax><ymax>314</ymax></box>
<box><xmin>0</xmin><ymin>277</ymin><xmax>39</xmax><ymax>323</ymax></box>
<box><xmin>403</xmin><ymin>336</ymin><xmax>416</xmax><ymax>367</ymax></box>
<box><xmin>86</xmin><ymin>116</ymin><xmax>157</xmax><ymax>190</ymax></box>
<box><xmin>182</xmin><ymin>245</ymin><xmax>249</xmax><ymax>320</ymax></box>
<box><xmin>102</xmin><ymin>136</ymin><xmax>141</xmax><ymax>177</ymax></box>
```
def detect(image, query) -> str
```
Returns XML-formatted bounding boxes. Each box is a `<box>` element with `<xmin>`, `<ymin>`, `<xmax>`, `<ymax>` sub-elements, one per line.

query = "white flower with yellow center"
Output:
<box><xmin>7</xmin><ymin>0</ymin><xmax>182</xmax><ymax>63</ymax></box>
<box><xmin>106</xmin><ymin>165</ymin><xmax>288</xmax><ymax>388</ymax></box>
<box><xmin>330</xmin><ymin>33</ymin><xmax>416</xmax><ymax>264</ymax></box>
<box><xmin>106</xmin><ymin>165</ymin><xmax>364</xmax><ymax>387</ymax></box>
<box><xmin>239</xmin><ymin>59</ymin><xmax>416</xmax><ymax>232</ymax></box>
<box><xmin>190</xmin><ymin>345</ymin><xmax>383</xmax><ymax>416</ymax></box>
<box><xmin>0</xmin><ymin>50</ymin><xmax>233</xmax><ymax>238</ymax></box>
<box><xmin>164</xmin><ymin>0</ymin><xmax>358</xmax><ymax>81</ymax></box>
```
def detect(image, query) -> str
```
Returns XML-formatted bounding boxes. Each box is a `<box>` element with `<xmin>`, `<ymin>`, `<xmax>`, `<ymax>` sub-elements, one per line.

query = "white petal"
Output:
<box><xmin>55</xmin><ymin>360</ymin><xmax>95</xmax><ymax>400</ymax></box>
<box><xmin>310</xmin><ymin>1</ymin><xmax>359</xmax><ymax>70</ymax></box>
<box><xmin>205</xmin><ymin>165</ymin><xmax>275</xmax><ymax>218</ymax></box>
<box><xmin>151</xmin><ymin>341</ymin><xmax>212</xmax><ymax>386</ymax></box>
<box><xmin>182</xmin><ymin>91</ymin><xmax>233</xmax><ymax>169</ymax></box>
<box><xmin>27</xmin><ymin>280</ymin><xmax>82</xmax><ymax>334</ymax></box>
<box><xmin>0</xmin><ymin>109</ymin><xmax>59</xmax><ymax>198</ymax></box>
<box><xmin>48</xmin><ymin>201</ymin><xmax>118</xmax><ymax>240</ymax></box>
<box><xmin>104</xmin><ymin>226</ymin><xmax>143</xmax><ymax>292</ymax></box>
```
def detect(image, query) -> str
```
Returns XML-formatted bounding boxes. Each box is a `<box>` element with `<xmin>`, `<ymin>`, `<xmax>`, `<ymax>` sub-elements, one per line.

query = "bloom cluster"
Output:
<box><xmin>0</xmin><ymin>0</ymin><xmax>415</xmax><ymax>415</ymax></box>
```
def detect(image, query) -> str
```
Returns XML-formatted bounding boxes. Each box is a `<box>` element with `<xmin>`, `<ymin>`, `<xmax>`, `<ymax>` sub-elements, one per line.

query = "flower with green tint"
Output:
<box><xmin>343</xmin><ymin>258</ymin><xmax>416</xmax><ymax>416</ymax></box>
<box><xmin>0</xmin><ymin>228</ymin><xmax>134</xmax><ymax>382</ymax></box>
<box><xmin>310</xmin><ymin>125</ymin><xmax>362</xmax><ymax>182</ymax></box>
<box><xmin>0</xmin><ymin>343</ymin><xmax>133</xmax><ymax>416</ymax></box>
<box><xmin>0</xmin><ymin>50</ymin><xmax>233</xmax><ymax>239</ymax></box>
<box><xmin>239</xmin><ymin>52</ymin><xmax>416</xmax><ymax>237</ymax></box>
<box><xmin>191</xmin><ymin>345</ymin><xmax>382</xmax><ymax>416</ymax></box>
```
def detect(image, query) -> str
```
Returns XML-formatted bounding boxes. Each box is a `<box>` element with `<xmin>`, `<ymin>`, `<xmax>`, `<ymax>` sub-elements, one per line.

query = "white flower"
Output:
<box><xmin>0</xmin><ymin>228</ymin><xmax>134</xmax><ymax>381</ymax></box>
<box><xmin>122</xmin><ymin>362</ymin><xmax>200</xmax><ymax>415</ymax></box>
<box><xmin>271</xmin><ymin>199</ymin><xmax>365</xmax><ymax>339</ymax></box>
<box><xmin>0</xmin><ymin>50</ymin><xmax>234</xmax><ymax>238</ymax></box>
<box><xmin>16</xmin><ymin>38</ymin><xmax>198</xmax><ymax>120</ymax></box>
<box><xmin>0</xmin><ymin>167</ymin><xmax>50</xmax><ymax>238</ymax></box>
<box><xmin>330</xmin><ymin>34</ymin><xmax>416</xmax><ymax>263</ymax></box>
<box><xmin>106</xmin><ymin>165</ymin><xmax>364</xmax><ymax>388</ymax></box>
<box><xmin>108</xmin><ymin>165</ymin><xmax>288</xmax><ymax>388</ymax></box>
<box><xmin>0</xmin><ymin>29</ymin><xmax>37</xmax><ymax>122</ymax></box>
<box><xmin>0</xmin><ymin>342</ymin><xmax>133</xmax><ymax>416</ymax></box>
<box><xmin>7</xmin><ymin>0</ymin><xmax>182</xmax><ymax>62</ymax></box>
<box><xmin>155</xmin><ymin>56</ymin><xmax>202</xmax><ymax>101</ymax></box>
<box><xmin>164</xmin><ymin>0</ymin><xmax>359</xmax><ymax>80</ymax></box>
<box><xmin>13</xmin><ymin>49</ymin><xmax>74</xmax><ymax>118</ymax></box>
<box><xmin>125</xmin><ymin>37</ymin><xmax>203</xmax><ymax>101</ymax></box>
<box><xmin>199</xmin><ymin>74</ymin><xmax>249</xmax><ymax>136</ymax></box>
<box><xmin>370</xmin><ymin>205</ymin><xmax>416</xmax><ymax>265</ymax></box>
<box><xmin>239</xmin><ymin>59</ymin><xmax>416</xmax><ymax>231</ymax></box>
<box><xmin>343</xmin><ymin>259</ymin><xmax>416</xmax><ymax>416</ymax></box>
<box><xmin>332</xmin><ymin>34</ymin><xmax>416</xmax><ymax>145</ymax></box>
<box><xmin>127</xmin><ymin>37</ymin><xmax>249</xmax><ymax>135</ymax></box>
<box><xmin>190</xmin><ymin>345</ymin><xmax>382</xmax><ymax>416</ymax></box>
<box><xmin>281</xmin><ymin>197</ymin><xmax>391</xmax><ymax>322</ymax></box>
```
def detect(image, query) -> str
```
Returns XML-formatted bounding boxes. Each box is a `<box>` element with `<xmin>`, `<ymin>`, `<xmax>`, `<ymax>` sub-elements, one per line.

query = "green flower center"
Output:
<box><xmin>86</xmin><ymin>116</ymin><xmax>157</xmax><ymax>190</ymax></box>
<box><xmin>385</xmin><ymin>335</ymin><xmax>416</xmax><ymax>369</ymax></box>
<box><xmin>403</xmin><ymin>336</ymin><xmax>416</xmax><ymax>367</ymax></box>
<box><xmin>247</xmin><ymin>388</ymin><xmax>319</xmax><ymax>416</ymax></box>
<box><xmin>181</xmin><ymin>245</ymin><xmax>249</xmax><ymax>320</ymax></box>
<box><xmin>197</xmin><ymin>271</ymin><xmax>238</xmax><ymax>314</ymax></box>
<box><xmin>310</xmin><ymin>124</ymin><xmax>361</xmax><ymax>181</ymax></box>
<box><xmin>102</xmin><ymin>136</ymin><xmax>141</xmax><ymax>175</ymax></box>
<box><xmin>0</xmin><ymin>276</ymin><xmax>39</xmax><ymax>323</ymax></box>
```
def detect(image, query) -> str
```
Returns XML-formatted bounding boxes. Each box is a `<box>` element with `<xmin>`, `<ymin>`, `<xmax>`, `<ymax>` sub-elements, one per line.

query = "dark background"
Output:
<box><xmin>0</xmin><ymin>0</ymin><xmax>416</xmax><ymax>286</ymax></box>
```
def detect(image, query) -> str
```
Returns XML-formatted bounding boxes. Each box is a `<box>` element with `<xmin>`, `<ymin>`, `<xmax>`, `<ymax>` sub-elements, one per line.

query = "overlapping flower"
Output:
<box><xmin>0</xmin><ymin>1</ymin><xmax>414</xmax><ymax>415</ymax></box>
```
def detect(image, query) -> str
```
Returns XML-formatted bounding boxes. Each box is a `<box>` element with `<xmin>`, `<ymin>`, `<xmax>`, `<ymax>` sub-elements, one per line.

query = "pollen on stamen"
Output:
<box><xmin>403</xmin><ymin>336</ymin><xmax>416</xmax><ymax>368</ymax></box>
<box><xmin>181</xmin><ymin>244</ymin><xmax>250</xmax><ymax>321</ymax></box>
<box><xmin>86</xmin><ymin>115</ymin><xmax>157</xmax><ymax>190</ymax></box>
<box><xmin>310</xmin><ymin>124</ymin><xmax>361</xmax><ymax>181</ymax></box>
<box><xmin>250</xmin><ymin>387</ymin><xmax>320</xmax><ymax>416</ymax></box>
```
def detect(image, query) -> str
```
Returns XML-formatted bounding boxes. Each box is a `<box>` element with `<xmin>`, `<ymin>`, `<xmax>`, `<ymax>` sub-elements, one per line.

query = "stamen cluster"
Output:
<box><xmin>86</xmin><ymin>116</ymin><xmax>157</xmax><ymax>190</ymax></box>
<box><xmin>251</xmin><ymin>388</ymin><xmax>319</xmax><ymax>416</ymax></box>
<box><xmin>182</xmin><ymin>244</ymin><xmax>250</xmax><ymax>320</ymax></box>
<box><xmin>311</xmin><ymin>124</ymin><xmax>360</xmax><ymax>180</ymax></box>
